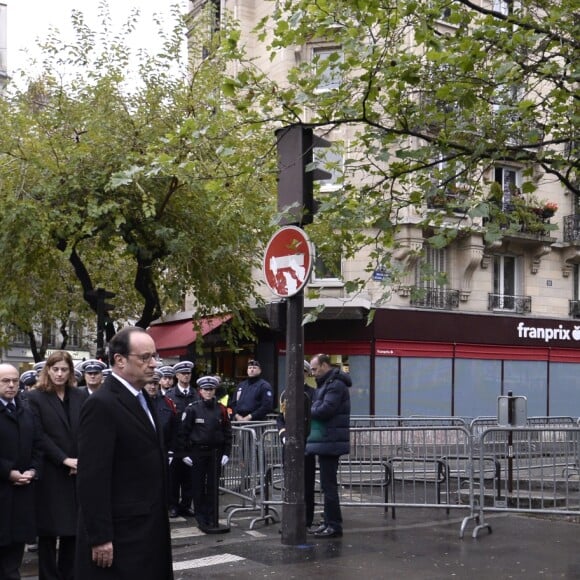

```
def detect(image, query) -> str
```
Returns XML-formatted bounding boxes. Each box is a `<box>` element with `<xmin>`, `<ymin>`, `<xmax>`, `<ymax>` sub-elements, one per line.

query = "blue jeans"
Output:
<box><xmin>318</xmin><ymin>455</ymin><xmax>342</xmax><ymax>531</ymax></box>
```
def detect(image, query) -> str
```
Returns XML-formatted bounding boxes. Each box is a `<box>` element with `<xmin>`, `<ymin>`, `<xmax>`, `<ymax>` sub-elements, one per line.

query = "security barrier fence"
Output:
<box><xmin>219</xmin><ymin>417</ymin><xmax>580</xmax><ymax>538</ymax></box>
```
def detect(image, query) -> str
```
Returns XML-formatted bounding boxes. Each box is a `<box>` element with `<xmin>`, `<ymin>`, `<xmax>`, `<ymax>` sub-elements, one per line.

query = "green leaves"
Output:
<box><xmin>0</xmin><ymin>1</ymin><xmax>276</xmax><ymax>343</ymax></box>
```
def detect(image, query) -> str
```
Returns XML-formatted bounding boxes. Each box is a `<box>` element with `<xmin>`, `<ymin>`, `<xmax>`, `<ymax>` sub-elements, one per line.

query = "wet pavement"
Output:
<box><xmin>22</xmin><ymin>501</ymin><xmax>580</xmax><ymax>579</ymax></box>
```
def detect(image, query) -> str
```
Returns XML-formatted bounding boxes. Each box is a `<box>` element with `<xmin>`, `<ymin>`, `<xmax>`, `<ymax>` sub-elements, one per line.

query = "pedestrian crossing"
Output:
<box><xmin>173</xmin><ymin>553</ymin><xmax>245</xmax><ymax>571</ymax></box>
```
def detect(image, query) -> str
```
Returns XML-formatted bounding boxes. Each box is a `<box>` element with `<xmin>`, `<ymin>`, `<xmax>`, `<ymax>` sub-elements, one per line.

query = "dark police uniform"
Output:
<box><xmin>181</xmin><ymin>376</ymin><xmax>232</xmax><ymax>529</ymax></box>
<box><xmin>165</xmin><ymin>361</ymin><xmax>198</xmax><ymax>516</ymax></box>
<box><xmin>232</xmin><ymin>377</ymin><xmax>274</xmax><ymax>420</ymax></box>
<box><xmin>150</xmin><ymin>394</ymin><xmax>178</xmax><ymax>456</ymax></box>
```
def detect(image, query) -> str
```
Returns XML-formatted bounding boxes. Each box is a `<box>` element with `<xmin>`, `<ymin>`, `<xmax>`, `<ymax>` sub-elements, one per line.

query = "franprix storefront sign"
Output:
<box><xmin>516</xmin><ymin>322</ymin><xmax>580</xmax><ymax>343</ymax></box>
<box><xmin>369</xmin><ymin>309</ymin><xmax>580</xmax><ymax>351</ymax></box>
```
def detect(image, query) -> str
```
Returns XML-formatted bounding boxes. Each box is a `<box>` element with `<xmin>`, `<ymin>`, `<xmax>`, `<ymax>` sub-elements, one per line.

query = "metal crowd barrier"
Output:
<box><xmin>220</xmin><ymin>421</ymin><xmax>281</xmax><ymax>529</ymax></box>
<box><xmin>470</xmin><ymin>426</ymin><xmax>580</xmax><ymax>538</ymax></box>
<box><xmin>219</xmin><ymin>417</ymin><xmax>580</xmax><ymax>537</ymax></box>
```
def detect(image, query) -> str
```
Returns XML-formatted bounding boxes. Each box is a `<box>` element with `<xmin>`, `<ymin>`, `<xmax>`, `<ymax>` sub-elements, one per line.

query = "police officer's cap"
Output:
<box><xmin>33</xmin><ymin>361</ymin><xmax>46</xmax><ymax>372</ymax></box>
<box><xmin>158</xmin><ymin>365</ymin><xmax>175</xmax><ymax>378</ymax></box>
<box><xmin>173</xmin><ymin>361</ymin><xmax>194</xmax><ymax>374</ymax></box>
<box><xmin>152</xmin><ymin>368</ymin><xmax>162</xmax><ymax>382</ymax></box>
<box><xmin>74</xmin><ymin>368</ymin><xmax>83</xmax><ymax>382</ymax></box>
<box><xmin>20</xmin><ymin>370</ymin><xmax>38</xmax><ymax>387</ymax></box>
<box><xmin>196</xmin><ymin>376</ymin><xmax>219</xmax><ymax>390</ymax></box>
<box><xmin>247</xmin><ymin>359</ymin><xmax>261</xmax><ymax>368</ymax></box>
<box><xmin>81</xmin><ymin>359</ymin><xmax>107</xmax><ymax>374</ymax></box>
<box><xmin>304</xmin><ymin>360</ymin><xmax>311</xmax><ymax>374</ymax></box>
<box><xmin>102</xmin><ymin>368</ymin><xmax>112</xmax><ymax>378</ymax></box>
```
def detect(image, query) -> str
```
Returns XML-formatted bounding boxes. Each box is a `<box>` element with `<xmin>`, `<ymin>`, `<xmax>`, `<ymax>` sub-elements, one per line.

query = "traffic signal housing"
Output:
<box><xmin>275</xmin><ymin>124</ymin><xmax>332</xmax><ymax>226</ymax></box>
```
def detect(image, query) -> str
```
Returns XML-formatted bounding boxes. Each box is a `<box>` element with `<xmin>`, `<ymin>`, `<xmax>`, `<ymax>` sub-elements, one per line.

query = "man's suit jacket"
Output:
<box><xmin>75</xmin><ymin>375</ymin><xmax>173</xmax><ymax>579</ymax></box>
<box><xmin>27</xmin><ymin>386</ymin><xmax>88</xmax><ymax>536</ymax></box>
<box><xmin>0</xmin><ymin>396</ymin><xmax>43</xmax><ymax>546</ymax></box>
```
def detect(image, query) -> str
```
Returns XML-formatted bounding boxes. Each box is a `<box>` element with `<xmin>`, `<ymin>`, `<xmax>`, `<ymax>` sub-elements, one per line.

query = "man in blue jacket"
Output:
<box><xmin>306</xmin><ymin>354</ymin><xmax>351</xmax><ymax>538</ymax></box>
<box><xmin>232</xmin><ymin>360</ymin><xmax>274</xmax><ymax>422</ymax></box>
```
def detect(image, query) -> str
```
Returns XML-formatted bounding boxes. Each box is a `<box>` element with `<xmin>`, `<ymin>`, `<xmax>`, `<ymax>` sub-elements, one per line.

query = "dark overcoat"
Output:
<box><xmin>0</xmin><ymin>396</ymin><xmax>43</xmax><ymax>545</ymax></box>
<box><xmin>305</xmin><ymin>368</ymin><xmax>352</xmax><ymax>457</ymax></box>
<box><xmin>27</xmin><ymin>386</ymin><xmax>88</xmax><ymax>536</ymax></box>
<box><xmin>75</xmin><ymin>375</ymin><xmax>173</xmax><ymax>580</ymax></box>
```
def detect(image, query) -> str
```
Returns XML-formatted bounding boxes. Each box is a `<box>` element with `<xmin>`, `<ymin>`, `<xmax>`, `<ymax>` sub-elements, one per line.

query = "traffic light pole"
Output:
<box><xmin>280</xmin><ymin>289</ymin><xmax>307</xmax><ymax>546</ymax></box>
<box><xmin>91</xmin><ymin>287</ymin><xmax>115</xmax><ymax>359</ymax></box>
<box><xmin>274</xmin><ymin>123</ymin><xmax>329</xmax><ymax>546</ymax></box>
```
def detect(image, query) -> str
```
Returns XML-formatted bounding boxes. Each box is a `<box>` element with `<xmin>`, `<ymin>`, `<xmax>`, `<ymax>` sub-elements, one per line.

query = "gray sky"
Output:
<box><xmin>6</xmin><ymin>0</ymin><xmax>187</xmax><ymax>76</ymax></box>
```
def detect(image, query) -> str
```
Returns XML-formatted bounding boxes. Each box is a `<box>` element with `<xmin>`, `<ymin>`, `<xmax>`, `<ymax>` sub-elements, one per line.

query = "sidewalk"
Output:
<box><xmin>22</xmin><ymin>504</ymin><xmax>580</xmax><ymax>579</ymax></box>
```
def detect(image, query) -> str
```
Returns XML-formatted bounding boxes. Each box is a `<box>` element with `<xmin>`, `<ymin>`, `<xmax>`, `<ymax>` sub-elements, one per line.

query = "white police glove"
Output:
<box><xmin>221</xmin><ymin>455</ymin><xmax>229</xmax><ymax>467</ymax></box>
<box><xmin>281</xmin><ymin>436</ymin><xmax>286</xmax><ymax>445</ymax></box>
<box><xmin>183</xmin><ymin>457</ymin><xmax>193</xmax><ymax>467</ymax></box>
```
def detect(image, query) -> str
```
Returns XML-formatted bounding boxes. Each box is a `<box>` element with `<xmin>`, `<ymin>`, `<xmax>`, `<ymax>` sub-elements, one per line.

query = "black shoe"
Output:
<box><xmin>169</xmin><ymin>508</ymin><xmax>179</xmax><ymax>518</ymax></box>
<box><xmin>307</xmin><ymin>523</ymin><xmax>327</xmax><ymax>535</ymax></box>
<box><xmin>180</xmin><ymin>507</ymin><xmax>196</xmax><ymax>518</ymax></box>
<box><xmin>314</xmin><ymin>526</ymin><xmax>343</xmax><ymax>538</ymax></box>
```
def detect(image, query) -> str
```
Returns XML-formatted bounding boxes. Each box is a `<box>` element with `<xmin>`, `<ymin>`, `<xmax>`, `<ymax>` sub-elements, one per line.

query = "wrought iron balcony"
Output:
<box><xmin>488</xmin><ymin>293</ymin><xmax>532</xmax><ymax>314</ymax></box>
<box><xmin>410</xmin><ymin>287</ymin><xmax>460</xmax><ymax>310</ymax></box>
<box><xmin>569</xmin><ymin>300</ymin><xmax>580</xmax><ymax>318</ymax></box>
<box><xmin>427</xmin><ymin>190</ymin><xmax>468</xmax><ymax>213</ymax></box>
<box><xmin>563</xmin><ymin>215</ymin><xmax>580</xmax><ymax>243</ymax></box>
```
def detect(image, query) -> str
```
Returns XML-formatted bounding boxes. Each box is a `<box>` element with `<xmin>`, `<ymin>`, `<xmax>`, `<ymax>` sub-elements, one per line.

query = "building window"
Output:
<box><xmin>10</xmin><ymin>327</ymin><xmax>28</xmax><ymax>345</ymax></box>
<box><xmin>415</xmin><ymin>246</ymin><xmax>448</xmax><ymax>290</ymax></box>
<box><xmin>493</xmin><ymin>0</ymin><xmax>516</xmax><ymax>15</ymax></box>
<box><xmin>311</xmin><ymin>252</ymin><xmax>342</xmax><ymax>284</ymax></box>
<box><xmin>411</xmin><ymin>246</ymin><xmax>459</xmax><ymax>309</ymax></box>
<box><xmin>571</xmin><ymin>266</ymin><xmax>580</xmax><ymax>318</ymax></box>
<box><xmin>494</xmin><ymin>165</ymin><xmax>521</xmax><ymax>209</ymax></box>
<box><xmin>67</xmin><ymin>321</ymin><xmax>82</xmax><ymax>348</ymax></box>
<box><xmin>492</xmin><ymin>254</ymin><xmax>522</xmax><ymax>310</ymax></box>
<box><xmin>312</xmin><ymin>46</ymin><xmax>343</xmax><ymax>91</ymax></box>
<box><xmin>313</xmin><ymin>140</ymin><xmax>343</xmax><ymax>192</ymax></box>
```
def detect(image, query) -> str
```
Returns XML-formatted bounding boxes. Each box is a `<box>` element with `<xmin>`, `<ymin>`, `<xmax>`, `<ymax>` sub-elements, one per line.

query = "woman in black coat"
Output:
<box><xmin>27</xmin><ymin>351</ymin><xmax>88</xmax><ymax>580</ymax></box>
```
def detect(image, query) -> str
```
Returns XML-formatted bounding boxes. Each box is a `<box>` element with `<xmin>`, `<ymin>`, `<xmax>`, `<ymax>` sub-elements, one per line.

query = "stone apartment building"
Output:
<box><xmin>143</xmin><ymin>2</ymin><xmax>580</xmax><ymax>417</ymax></box>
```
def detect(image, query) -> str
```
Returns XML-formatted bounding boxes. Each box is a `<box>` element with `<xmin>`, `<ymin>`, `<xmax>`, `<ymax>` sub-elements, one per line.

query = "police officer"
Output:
<box><xmin>144</xmin><ymin>369</ymin><xmax>178</xmax><ymax>457</ymax></box>
<box><xmin>78</xmin><ymin>359</ymin><xmax>107</xmax><ymax>395</ymax></box>
<box><xmin>232</xmin><ymin>360</ymin><xmax>274</xmax><ymax>422</ymax></box>
<box><xmin>32</xmin><ymin>362</ymin><xmax>45</xmax><ymax>373</ymax></box>
<box><xmin>19</xmin><ymin>370</ymin><xmax>38</xmax><ymax>393</ymax></box>
<box><xmin>165</xmin><ymin>360</ymin><xmax>198</xmax><ymax>517</ymax></box>
<box><xmin>157</xmin><ymin>366</ymin><xmax>175</xmax><ymax>396</ymax></box>
<box><xmin>181</xmin><ymin>376</ymin><xmax>232</xmax><ymax>531</ymax></box>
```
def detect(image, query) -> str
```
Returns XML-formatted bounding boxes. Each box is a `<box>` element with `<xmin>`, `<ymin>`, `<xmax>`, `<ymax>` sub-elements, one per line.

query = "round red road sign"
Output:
<box><xmin>263</xmin><ymin>226</ymin><xmax>315</xmax><ymax>297</ymax></box>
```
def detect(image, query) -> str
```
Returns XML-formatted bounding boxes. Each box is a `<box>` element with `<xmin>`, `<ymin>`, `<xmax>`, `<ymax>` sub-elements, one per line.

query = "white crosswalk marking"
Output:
<box><xmin>170</xmin><ymin>526</ymin><xmax>206</xmax><ymax>539</ymax></box>
<box><xmin>173</xmin><ymin>554</ymin><xmax>245</xmax><ymax>570</ymax></box>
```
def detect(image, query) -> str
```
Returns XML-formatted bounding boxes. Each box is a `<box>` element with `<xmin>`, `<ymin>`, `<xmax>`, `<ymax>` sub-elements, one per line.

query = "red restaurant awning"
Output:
<box><xmin>147</xmin><ymin>316</ymin><xmax>231</xmax><ymax>357</ymax></box>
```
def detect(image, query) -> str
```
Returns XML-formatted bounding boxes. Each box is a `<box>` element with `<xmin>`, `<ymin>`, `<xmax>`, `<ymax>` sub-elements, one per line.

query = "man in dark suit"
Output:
<box><xmin>0</xmin><ymin>363</ymin><xmax>43</xmax><ymax>580</ymax></box>
<box><xmin>75</xmin><ymin>327</ymin><xmax>174</xmax><ymax>579</ymax></box>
